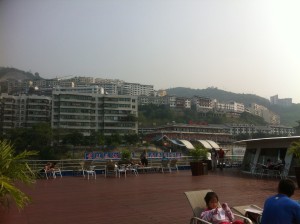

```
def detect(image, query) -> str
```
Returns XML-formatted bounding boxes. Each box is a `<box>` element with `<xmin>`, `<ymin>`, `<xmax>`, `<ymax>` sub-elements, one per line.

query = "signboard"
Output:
<box><xmin>84</xmin><ymin>152</ymin><xmax>182</xmax><ymax>160</ymax></box>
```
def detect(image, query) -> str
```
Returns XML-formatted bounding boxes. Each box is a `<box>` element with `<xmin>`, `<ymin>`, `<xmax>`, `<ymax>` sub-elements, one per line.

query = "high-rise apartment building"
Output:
<box><xmin>0</xmin><ymin>93</ymin><xmax>52</xmax><ymax>133</ymax></box>
<box><xmin>52</xmin><ymin>89</ymin><xmax>138</xmax><ymax>136</ymax></box>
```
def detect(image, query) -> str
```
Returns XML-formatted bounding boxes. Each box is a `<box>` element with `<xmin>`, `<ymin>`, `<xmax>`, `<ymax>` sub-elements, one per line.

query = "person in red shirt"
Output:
<box><xmin>218</xmin><ymin>148</ymin><xmax>225</xmax><ymax>170</ymax></box>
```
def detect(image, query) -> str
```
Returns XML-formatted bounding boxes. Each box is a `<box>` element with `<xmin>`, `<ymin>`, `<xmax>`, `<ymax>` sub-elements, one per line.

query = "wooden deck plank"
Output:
<box><xmin>1</xmin><ymin>169</ymin><xmax>299</xmax><ymax>224</ymax></box>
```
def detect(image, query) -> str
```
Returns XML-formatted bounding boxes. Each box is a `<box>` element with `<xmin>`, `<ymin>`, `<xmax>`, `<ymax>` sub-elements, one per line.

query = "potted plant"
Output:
<box><xmin>118</xmin><ymin>149</ymin><xmax>132</xmax><ymax>165</ymax></box>
<box><xmin>189</xmin><ymin>146</ymin><xmax>208</xmax><ymax>176</ymax></box>
<box><xmin>288</xmin><ymin>140</ymin><xmax>300</xmax><ymax>187</ymax></box>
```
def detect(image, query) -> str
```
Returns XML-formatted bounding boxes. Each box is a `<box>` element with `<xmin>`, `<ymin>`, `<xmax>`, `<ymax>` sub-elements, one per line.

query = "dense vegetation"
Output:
<box><xmin>1</xmin><ymin>123</ymin><xmax>140</xmax><ymax>160</ymax></box>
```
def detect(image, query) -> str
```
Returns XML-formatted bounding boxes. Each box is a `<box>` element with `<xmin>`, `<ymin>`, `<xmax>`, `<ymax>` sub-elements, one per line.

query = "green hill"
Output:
<box><xmin>0</xmin><ymin>67</ymin><xmax>40</xmax><ymax>81</ymax></box>
<box><xmin>166</xmin><ymin>87</ymin><xmax>300</xmax><ymax>126</ymax></box>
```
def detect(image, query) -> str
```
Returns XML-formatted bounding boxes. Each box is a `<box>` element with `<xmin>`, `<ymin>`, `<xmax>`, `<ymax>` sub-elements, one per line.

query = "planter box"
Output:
<box><xmin>190</xmin><ymin>162</ymin><xmax>207</xmax><ymax>176</ymax></box>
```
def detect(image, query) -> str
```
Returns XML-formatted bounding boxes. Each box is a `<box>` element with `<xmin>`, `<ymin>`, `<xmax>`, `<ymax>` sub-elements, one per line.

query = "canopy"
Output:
<box><xmin>205</xmin><ymin>140</ymin><xmax>220</xmax><ymax>149</ymax></box>
<box><xmin>178</xmin><ymin>140</ymin><xmax>195</xmax><ymax>150</ymax></box>
<box><xmin>196</xmin><ymin>140</ymin><xmax>213</xmax><ymax>149</ymax></box>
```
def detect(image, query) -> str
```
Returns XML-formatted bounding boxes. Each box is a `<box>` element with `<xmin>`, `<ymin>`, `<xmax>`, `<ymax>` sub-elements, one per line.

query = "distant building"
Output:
<box><xmin>248</xmin><ymin>103</ymin><xmax>280</xmax><ymax>125</ymax></box>
<box><xmin>175</xmin><ymin>97</ymin><xmax>191</xmax><ymax>109</ymax></box>
<box><xmin>51</xmin><ymin>89</ymin><xmax>138</xmax><ymax>136</ymax></box>
<box><xmin>225</xmin><ymin>123</ymin><xmax>295</xmax><ymax>136</ymax></box>
<box><xmin>0</xmin><ymin>93</ymin><xmax>52</xmax><ymax>134</ymax></box>
<box><xmin>157</xmin><ymin>89</ymin><xmax>167</xmax><ymax>97</ymax></box>
<box><xmin>192</xmin><ymin>96</ymin><xmax>213</xmax><ymax>112</ymax></box>
<box><xmin>215</xmin><ymin>101</ymin><xmax>245</xmax><ymax>113</ymax></box>
<box><xmin>143</xmin><ymin>123</ymin><xmax>232</xmax><ymax>144</ymax></box>
<box><xmin>270</xmin><ymin>94</ymin><xmax>292</xmax><ymax>106</ymax></box>
<box><xmin>53</xmin><ymin>85</ymin><xmax>105</xmax><ymax>94</ymax></box>
<box><xmin>119</xmin><ymin>82</ymin><xmax>154</xmax><ymax>96</ymax></box>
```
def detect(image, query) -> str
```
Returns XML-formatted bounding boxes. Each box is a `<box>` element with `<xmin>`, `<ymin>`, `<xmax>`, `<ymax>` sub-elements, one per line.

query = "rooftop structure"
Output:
<box><xmin>236</xmin><ymin>136</ymin><xmax>300</xmax><ymax>176</ymax></box>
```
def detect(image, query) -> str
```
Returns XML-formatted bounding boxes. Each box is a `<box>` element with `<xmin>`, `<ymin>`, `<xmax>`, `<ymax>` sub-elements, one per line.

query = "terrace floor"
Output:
<box><xmin>1</xmin><ymin>168</ymin><xmax>300</xmax><ymax>224</ymax></box>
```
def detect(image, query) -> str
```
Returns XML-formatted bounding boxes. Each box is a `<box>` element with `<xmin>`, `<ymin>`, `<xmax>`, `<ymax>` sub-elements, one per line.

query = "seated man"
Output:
<box><xmin>43</xmin><ymin>162</ymin><xmax>56</xmax><ymax>178</ymax></box>
<box><xmin>261</xmin><ymin>178</ymin><xmax>300</xmax><ymax>224</ymax></box>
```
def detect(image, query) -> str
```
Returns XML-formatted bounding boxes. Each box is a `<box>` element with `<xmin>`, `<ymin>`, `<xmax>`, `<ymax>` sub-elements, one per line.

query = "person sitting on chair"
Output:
<box><xmin>44</xmin><ymin>162</ymin><xmax>55</xmax><ymax>172</ymax></box>
<box><xmin>200</xmin><ymin>191</ymin><xmax>243</xmax><ymax>224</ymax></box>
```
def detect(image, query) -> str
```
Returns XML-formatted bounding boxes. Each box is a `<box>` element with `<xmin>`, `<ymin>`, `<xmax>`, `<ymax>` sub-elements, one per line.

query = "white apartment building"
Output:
<box><xmin>53</xmin><ymin>85</ymin><xmax>105</xmax><ymax>94</ymax></box>
<box><xmin>52</xmin><ymin>90</ymin><xmax>138</xmax><ymax>136</ymax></box>
<box><xmin>120</xmin><ymin>83</ymin><xmax>154</xmax><ymax>96</ymax></box>
<box><xmin>0</xmin><ymin>93</ymin><xmax>52</xmax><ymax>133</ymax></box>
<box><xmin>215</xmin><ymin>101</ymin><xmax>245</xmax><ymax>113</ymax></box>
<box><xmin>248</xmin><ymin>103</ymin><xmax>280</xmax><ymax>125</ymax></box>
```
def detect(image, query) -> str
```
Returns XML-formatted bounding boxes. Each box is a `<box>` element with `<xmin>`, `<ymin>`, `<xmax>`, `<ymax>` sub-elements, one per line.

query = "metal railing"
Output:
<box><xmin>26</xmin><ymin>155</ymin><xmax>244</xmax><ymax>173</ymax></box>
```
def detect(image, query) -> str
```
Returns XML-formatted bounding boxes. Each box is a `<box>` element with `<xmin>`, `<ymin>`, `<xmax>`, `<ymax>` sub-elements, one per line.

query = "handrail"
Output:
<box><xmin>25</xmin><ymin>155</ymin><xmax>244</xmax><ymax>172</ymax></box>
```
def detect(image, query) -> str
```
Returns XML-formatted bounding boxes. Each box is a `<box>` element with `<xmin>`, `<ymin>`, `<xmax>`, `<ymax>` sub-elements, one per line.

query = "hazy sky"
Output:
<box><xmin>1</xmin><ymin>0</ymin><xmax>300</xmax><ymax>103</ymax></box>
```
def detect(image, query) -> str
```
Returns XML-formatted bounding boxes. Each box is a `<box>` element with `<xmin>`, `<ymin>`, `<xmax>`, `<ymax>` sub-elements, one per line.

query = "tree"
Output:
<box><xmin>0</xmin><ymin>140</ymin><xmax>38</xmax><ymax>209</ymax></box>
<box><xmin>123</xmin><ymin>134</ymin><xmax>139</xmax><ymax>145</ymax></box>
<box><xmin>62</xmin><ymin>131</ymin><xmax>84</xmax><ymax>146</ymax></box>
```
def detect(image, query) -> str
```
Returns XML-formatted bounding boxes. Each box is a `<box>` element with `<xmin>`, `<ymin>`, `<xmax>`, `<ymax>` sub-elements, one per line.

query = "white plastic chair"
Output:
<box><xmin>81</xmin><ymin>160</ymin><xmax>96</xmax><ymax>180</ymax></box>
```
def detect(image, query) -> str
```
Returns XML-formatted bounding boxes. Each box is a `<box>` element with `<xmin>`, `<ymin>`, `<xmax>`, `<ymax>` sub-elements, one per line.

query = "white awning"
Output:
<box><xmin>205</xmin><ymin>140</ymin><xmax>220</xmax><ymax>149</ymax></box>
<box><xmin>196</xmin><ymin>140</ymin><xmax>213</xmax><ymax>149</ymax></box>
<box><xmin>178</xmin><ymin>139</ymin><xmax>195</xmax><ymax>150</ymax></box>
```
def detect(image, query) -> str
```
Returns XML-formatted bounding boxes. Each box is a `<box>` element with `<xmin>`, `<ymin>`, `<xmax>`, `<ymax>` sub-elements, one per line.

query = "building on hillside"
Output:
<box><xmin>53</xmin><ymin>85</ymin><xmax>104</xmax><ymax>94</ymax></box>
<box><xmin>94</xmin><ymin>78</ymin><xmax>123</xmax><ymax>95</ymax></box>
<box><xmin>192</xmin><ymin>96</ymin><xmax>213</xmax><ymax>112</ymax></box>
<box><xmin>215</xmin><ymin>101</ymin><xmax>245</xmax><ymax>113</ymax></box>
<box><xmin>52</xmin><ymin>89</ymin><xmax>138</xmax><ymax>136</ymax></box>
<box><xmin>69</xmin><ymin>76</ymin><xmax>94</xmax><ymax>85</ymax></box>
<box><xmin>119</xmin><ymin>82</ymin><xmax>154</xmax><ymax>96</ymax></box>
<box><xmin>138</xmin><ymin>95</ymin><xmax>170</xmax><ymax>106</ymax></box>
<box><xmin>248</xmin><ymin>103</ymin><xmax>280</xmax><ymax>124</ymax></box>
<box><xmin>270</xmin><ymin>94</ymin><xmax>292</xmax><ymax>106</ymax></box>
<box><xmin>0</xmin><ymin>93</ymin><xmax>52</xmax><ymax>134</ymax></box>
<box><xmin>175</xmin><ymin>97</ymin><xmax>191</xmax><ymax>109</ymax></box>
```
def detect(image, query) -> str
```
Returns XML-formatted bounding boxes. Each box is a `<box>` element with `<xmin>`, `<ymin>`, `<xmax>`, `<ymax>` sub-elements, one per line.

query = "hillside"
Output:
<box><xmin>1</xmin><ymin>67</ymin><xmax>299</xmax><ymax>126</ymax></box>
<box><xmin>167</xmin><ymin>87</ymin><xmax>300</xmax><ymax>126</ymax></box>
<box><xmin>167</xmin><ymin>87</ymin><xmax>271</xmax><ymax>107</ymax></box>
<box><xmin>0</xmin><ymin>67</ymin><xmax>40</xmax><ymax>81</ymax></box>
<box><xmin>138</xmin><ymin>104</ymin><xmax>267</xmax><ymax>127</ymax></box>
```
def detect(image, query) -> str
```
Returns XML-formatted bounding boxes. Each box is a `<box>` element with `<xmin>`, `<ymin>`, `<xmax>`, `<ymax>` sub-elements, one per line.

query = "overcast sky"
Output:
<box><xmin>0</xmin><ymin>0</ymin><xmax>299</xmax><ymax>103</ymax></box>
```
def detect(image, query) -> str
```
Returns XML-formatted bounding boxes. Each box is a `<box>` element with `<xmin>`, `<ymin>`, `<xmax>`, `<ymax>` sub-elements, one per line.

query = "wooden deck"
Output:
<box><xmin>1</xmin><ymin>168</ymin><xmax>300</xmax><ymax>224</ymax></box>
